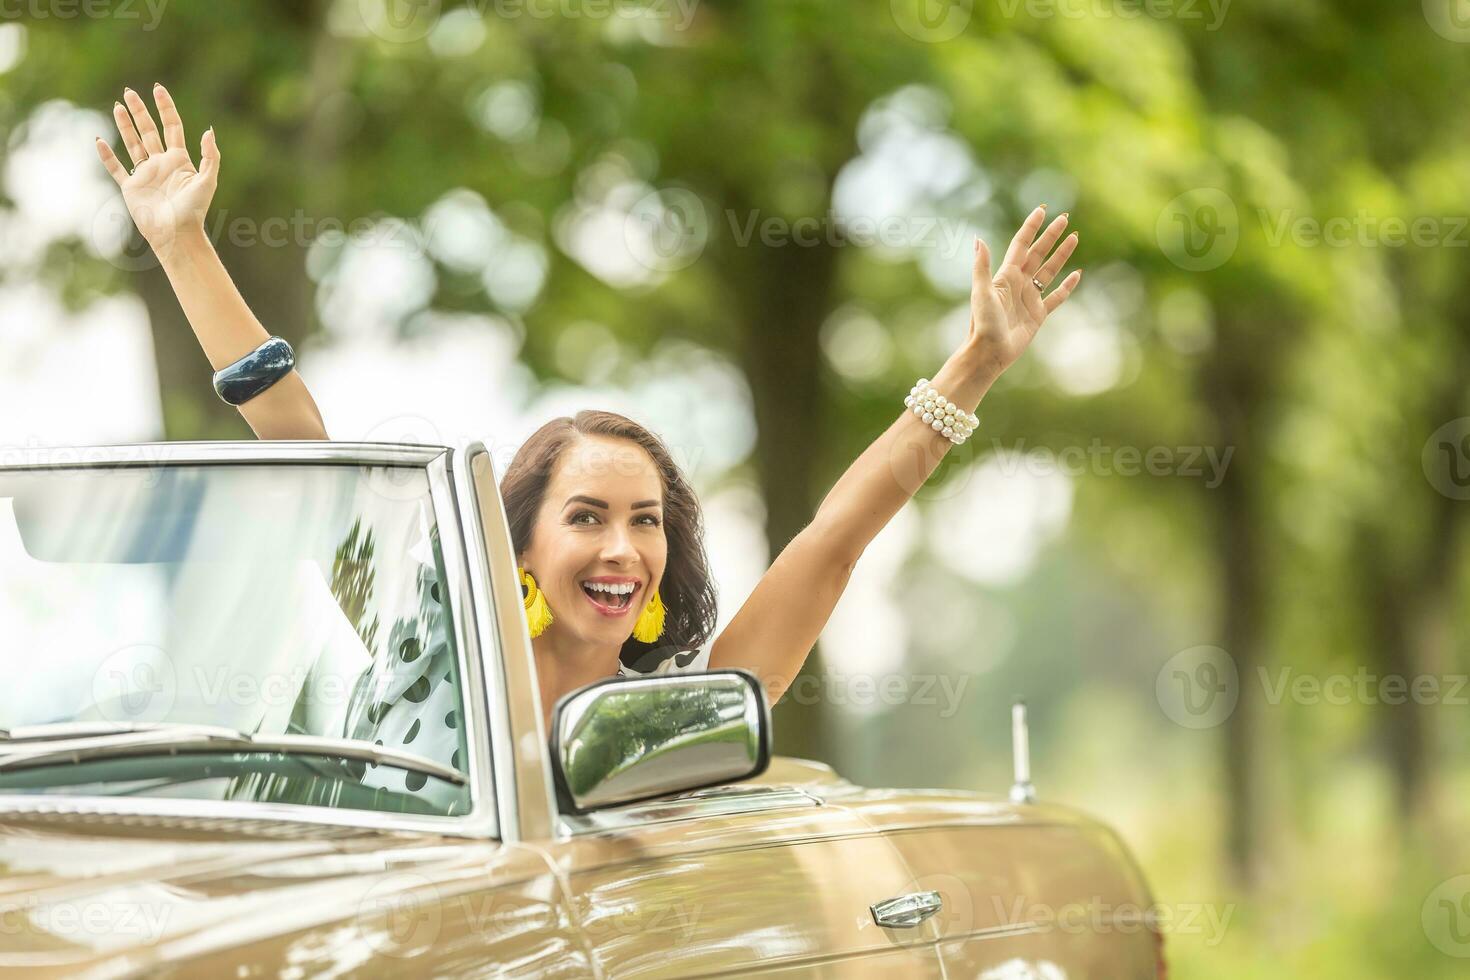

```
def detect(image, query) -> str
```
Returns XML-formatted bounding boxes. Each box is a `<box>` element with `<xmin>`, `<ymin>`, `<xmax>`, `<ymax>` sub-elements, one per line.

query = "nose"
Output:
<box><xmin>599</xmin><ymin>520</ymin><xmax>640</xmax><ymax>566</ymax></box>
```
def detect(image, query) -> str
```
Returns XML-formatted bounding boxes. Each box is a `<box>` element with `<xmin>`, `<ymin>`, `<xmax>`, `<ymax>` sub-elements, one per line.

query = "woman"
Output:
<box><xmin>97</xmin><ymin>85</ymin><xmax>1081</xmax><ymax>732</ymax></box>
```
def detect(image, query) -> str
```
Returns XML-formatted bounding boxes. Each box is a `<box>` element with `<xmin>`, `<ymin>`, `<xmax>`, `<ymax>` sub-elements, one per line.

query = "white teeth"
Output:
<box><xmin>583</xmin><ymin>581</ymin><xmax>635</xmax><ymax>595</ymax></box>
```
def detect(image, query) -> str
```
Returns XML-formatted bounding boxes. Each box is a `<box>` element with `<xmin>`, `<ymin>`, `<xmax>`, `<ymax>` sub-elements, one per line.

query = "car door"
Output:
<box><xmin>849</xmin><ymin>794</ymin><xmax>1162</xmax><ymax>978</ymax></box>
<box><xmin>535</xmin><ymin>783</ymin><xmax>946</xmax><ymax>978</ymax></box>
<box><xmin>455</xmin><ymin>442</ymin><xmax>943</xmax><ymax>975</ymax></box>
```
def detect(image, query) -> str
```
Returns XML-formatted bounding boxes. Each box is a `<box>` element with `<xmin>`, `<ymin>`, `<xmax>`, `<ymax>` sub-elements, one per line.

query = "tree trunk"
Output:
<box><xmin>138</xmin><ymin>10</ymin><xmax>345</xmax><ymax>441</ymax></box>
<box><xmin>729</xmin><ymin>230</ymin><xmax>839</xmax><ymax>763</ymax></box>
<box><xmin>1361</xmin><ymin>373</ymin><xmax>1465</xmax><ymax>834</ymax></box>
<box><xmin>1201</xmin><ymin>323</ymin><xmax>1266</xmax><ymax>889</ymax></box>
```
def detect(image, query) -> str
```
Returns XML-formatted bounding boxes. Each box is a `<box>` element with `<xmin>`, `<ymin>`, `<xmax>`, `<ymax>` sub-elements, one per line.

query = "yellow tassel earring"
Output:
<box><xmin>519</xmin><ymin>566</ymin><xmax>554</xmax><ymax>638</ymax></box>
<box><xmin>632</xmin><ymin>587</ymin><xmax>666</xmax><ymax>643</ymax></box>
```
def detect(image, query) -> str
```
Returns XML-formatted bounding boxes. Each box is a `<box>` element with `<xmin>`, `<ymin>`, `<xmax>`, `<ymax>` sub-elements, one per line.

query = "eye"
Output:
<box><xmin>638</xmin><ymin>514</ymin><xmax>663</xmax><ymax>527</ymax></box>
<box><xmin>570</xmin><ymin>510</ymin><xmax>598</xmax><ymax>525</ymax></box>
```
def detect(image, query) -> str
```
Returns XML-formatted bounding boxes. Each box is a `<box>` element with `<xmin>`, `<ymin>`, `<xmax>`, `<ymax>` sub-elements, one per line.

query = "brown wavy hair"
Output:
<box><xmin>500</xmin><ymin>410</ymin><xmax>719</xmax><ymax>670</ymax></box>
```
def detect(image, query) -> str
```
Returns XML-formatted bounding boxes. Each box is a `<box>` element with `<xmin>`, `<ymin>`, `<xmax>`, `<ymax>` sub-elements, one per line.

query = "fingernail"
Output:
<box><xmin>1061</xmin><ymin>211</ymin><xmax>1070</xmax><ymax>218</ymax></box>
<box><xmin>1039</xmin><ymin>203</ymin><xmax>1048</xmax><ymax>210</ymax></box>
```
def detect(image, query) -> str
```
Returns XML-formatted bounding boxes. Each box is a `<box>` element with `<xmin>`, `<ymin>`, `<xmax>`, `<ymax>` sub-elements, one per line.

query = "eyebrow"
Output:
<box><xmin>564</xmin><ymin>495</ymin><xmax>661</xmax><ymax>510</ymax></box>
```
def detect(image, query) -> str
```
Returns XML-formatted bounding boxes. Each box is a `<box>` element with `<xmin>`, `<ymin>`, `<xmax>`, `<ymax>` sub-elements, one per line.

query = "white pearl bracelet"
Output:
<box><xmin>904</xmin><ymin>378</ymin><xmax>978</xmax><ymax>445</ymax></box>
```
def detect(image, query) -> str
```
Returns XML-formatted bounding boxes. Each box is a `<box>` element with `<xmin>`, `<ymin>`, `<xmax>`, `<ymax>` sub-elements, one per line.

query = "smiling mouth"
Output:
<box><xmin>580</xmin><ymin>583</ymin><xmax>639</xmax><ymax>616</ymax></box>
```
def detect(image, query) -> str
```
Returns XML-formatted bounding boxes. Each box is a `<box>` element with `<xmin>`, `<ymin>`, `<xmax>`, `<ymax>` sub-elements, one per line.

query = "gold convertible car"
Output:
<box><xmin>0</xmin><ymin>442</ymin><xmax>1164</xmax><ymax>978</ymax></box>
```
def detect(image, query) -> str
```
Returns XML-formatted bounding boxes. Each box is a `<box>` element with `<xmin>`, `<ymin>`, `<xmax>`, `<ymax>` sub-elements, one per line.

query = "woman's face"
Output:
<box><xmin>517</xmin><ymin>435</ymin><xmax>668</xmax><ymax>649</ymax></box>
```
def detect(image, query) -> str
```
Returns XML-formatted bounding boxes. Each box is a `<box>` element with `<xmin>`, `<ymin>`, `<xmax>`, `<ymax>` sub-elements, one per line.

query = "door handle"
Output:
<box><xmin>870</xmin><ymin>890</ymin><xmax>943</xmax><ymax>928</ymax></box>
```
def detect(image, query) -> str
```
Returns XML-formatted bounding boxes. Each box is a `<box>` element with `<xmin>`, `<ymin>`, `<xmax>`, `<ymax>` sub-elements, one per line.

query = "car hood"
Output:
<box><xmin>0</xmin><ymin>808</ymin><xmax>511</xmax><ymax>979</ymax></box>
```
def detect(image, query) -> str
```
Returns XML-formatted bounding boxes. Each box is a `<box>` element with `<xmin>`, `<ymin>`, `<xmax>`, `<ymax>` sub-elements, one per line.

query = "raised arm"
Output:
<box><xmin>707</xmin><ymin>206</ymin><xmax>1081</xmax><ymax>703</ymax></box>
<box><xmin>96</xmin><ymin>84</ymin><xmax>328</xmax><ymax>441</ymax></box>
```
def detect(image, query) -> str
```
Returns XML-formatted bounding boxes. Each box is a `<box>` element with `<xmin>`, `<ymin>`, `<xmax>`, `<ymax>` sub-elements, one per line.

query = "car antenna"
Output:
<box><xmin>1009</xmin><ymin>699</ymin><xmax>1036</xmax><ymax>804</ymax></box>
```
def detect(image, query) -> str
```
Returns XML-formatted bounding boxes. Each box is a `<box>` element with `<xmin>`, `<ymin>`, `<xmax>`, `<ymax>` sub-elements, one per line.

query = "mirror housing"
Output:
<box><xmin>549</xmin><ymin>669</ymin><xmax>771</xmax><ymax>814</ymax></box>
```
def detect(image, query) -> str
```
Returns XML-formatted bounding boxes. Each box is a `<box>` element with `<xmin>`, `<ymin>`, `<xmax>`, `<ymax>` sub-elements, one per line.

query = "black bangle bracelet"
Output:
<box><xmin>212</xmin><ymin>336</ymin><xmax>296</xmax><ymax>406</ymax></box>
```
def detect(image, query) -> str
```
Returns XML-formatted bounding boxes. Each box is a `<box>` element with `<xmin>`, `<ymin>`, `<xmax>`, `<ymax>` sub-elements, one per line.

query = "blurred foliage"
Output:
<box><xmin>2</xmin><ymin>0</ymin><xmax>1468</xmax><ymax>975</ymax></box>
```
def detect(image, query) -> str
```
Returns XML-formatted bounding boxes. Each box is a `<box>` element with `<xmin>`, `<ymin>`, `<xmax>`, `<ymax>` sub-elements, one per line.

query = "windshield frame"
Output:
<box><xmin>0</xmin><ymin>440</ymin><xmax>501</xmax><ymax>838</ymax></box>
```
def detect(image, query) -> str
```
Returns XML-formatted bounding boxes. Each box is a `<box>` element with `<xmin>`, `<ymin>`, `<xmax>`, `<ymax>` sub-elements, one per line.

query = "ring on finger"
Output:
<box><xmin>1031</xmin><ymin>276</ymin><xmax>1047</xmax><ymax>292</ymax></box>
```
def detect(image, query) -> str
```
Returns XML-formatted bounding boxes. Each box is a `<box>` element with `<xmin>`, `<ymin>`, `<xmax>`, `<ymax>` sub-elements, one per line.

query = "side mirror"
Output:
<box><xmin>549</xmin><ymin>669</ymin><xmax>771</xmax><ymax>814</ymax></box>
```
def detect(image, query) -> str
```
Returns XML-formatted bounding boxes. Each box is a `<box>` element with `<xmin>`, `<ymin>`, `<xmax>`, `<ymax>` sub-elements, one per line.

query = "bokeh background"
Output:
<box><xmin>2</xmin><ymin>1</ymin><xmax>1469</xmax><ymax>975</ymax></box>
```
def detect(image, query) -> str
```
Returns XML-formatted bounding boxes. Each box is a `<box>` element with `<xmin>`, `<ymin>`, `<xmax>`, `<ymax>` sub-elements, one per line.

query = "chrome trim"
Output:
<box><xmin>424</xmin><ymin>448</ymin><xmax>499</xmax><ymax>837</ymax></box>
<box><xmin>0</xmin><ymin>729</ymin><xmax>468</xmax><ymax>786</ymax></box>
<box><xmin>452</xmin><ymin>442</ymin><xmax>524</xmax><ymax>843</ymax></box>
<box><xmin>1010</xmin><ymin>700</ymin><xmax>1036</xmax><ymax>804</ymax></box>
<box><xmin>459</xmin><ymin>441</ymin><xmax>559</xmax><ymax>838</ymax></box>
<box><xmin>0</xmin><ymin>440</ymin><xmax>501</xmax><ymax>838</ymax></box>
<box><xmin>0</xmin><ymin>795</ymin><xmax>446</xmax><ymax>837</ymax></box>
<box><xmin>557</xmin><ymin>786</ymin><xmax>821</xmax><ymax>837</ymax></box>
<box><xmin>0</xmin><ymin>802</ymin><xmax>379</xmax><ymax>839</ymax></box>
<box><xmin>0</xmin><ymin>440</ymin><xmax>447</xmax><ymax>471</ymax></box>
<box><xmin>1</xmin><ymin>721</ymin><xmax>253</xmax><ymax>742</ymax></box>
<box><xmin>870</xmin><ymin>890</ymin><xmax>943</xmax><ymax>928</ymax></box>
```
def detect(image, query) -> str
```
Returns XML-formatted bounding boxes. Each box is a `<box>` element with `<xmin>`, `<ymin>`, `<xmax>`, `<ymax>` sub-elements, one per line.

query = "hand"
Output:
<box><xmin>965</xmin><ymin>205</ymin><xmax>1081</xmax><ymax>383</ymax></box>
<box><xmin>96</xmin><ymin>83</ymin><xmax>219</xmax><ymax>256</ymax></box>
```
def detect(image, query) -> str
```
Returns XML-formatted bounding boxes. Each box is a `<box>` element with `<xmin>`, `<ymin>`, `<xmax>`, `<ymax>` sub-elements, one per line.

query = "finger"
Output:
<box><xmin>198</xmin><ymin>126</ymin><xmax>220</xmax><ymax>188</ymax></box>
<box><xmin>95</xmin><ymin>138</ymin><xmax>129</xmax><ymax>185</ymax></box>
<box><xmin>1043</xmin><ymin>270</ymin><xmax>1082</xmax><ymax>315</ymax></box>
<box><xmin>123</xmin><ymin>87</ymin><xmax>165</xmax><ymax>157</ymax></box>
<box><xmin>1002</xmin><ymin>205</ymin><xmax>1048</xmax><ymax>269</ymax></box>
<box><xmin>1023</xmin><ymin>213</ymin><xmax>1069</xmax><ymax>275</ymax></box>
<box><xmin>151</xmin><ymin>82</ymin><xmax>188</xmax><ymax>154</ymax></box>
<box><xmin>112</xmin><ymin>100</ymin><xmax>148</xmax><ymax>168</ymax></box>
<box><xmin>972</xmin><ymin>235</ymin><xmax>993</xmax><ymax>286</ymax></box>
<box><xmin>1034</xmin><ymin>232</ymin><xmax>1078</xmax><ymax>288</ymax></box>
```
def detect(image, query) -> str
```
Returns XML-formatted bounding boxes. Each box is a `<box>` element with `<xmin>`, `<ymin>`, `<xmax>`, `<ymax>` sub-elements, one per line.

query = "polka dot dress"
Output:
<box><xmin>337</xmin><ymin>523</ymin><xmax>469</xmax><ymax>815</ymax></box>
<box><xmin>616</xmin><ymin>643</ymin><xmax>712</xmax><ymax>678</ymax></box>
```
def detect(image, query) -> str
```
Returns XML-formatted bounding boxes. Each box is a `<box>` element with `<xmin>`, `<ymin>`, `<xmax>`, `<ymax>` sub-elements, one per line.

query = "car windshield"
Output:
<box><xmin>0</xmin><ymin>460</ymin><xmax>472</xmax><ymax>818</ymax></box>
